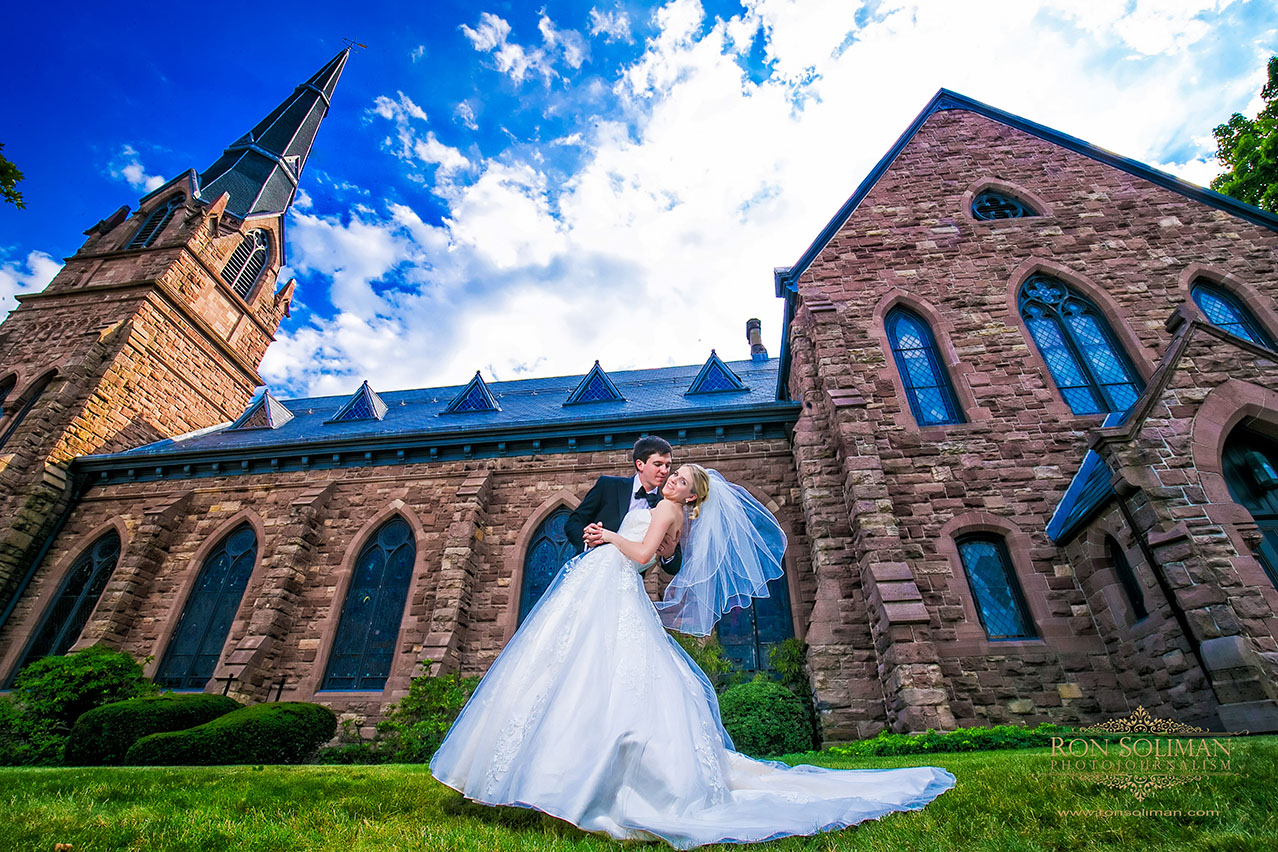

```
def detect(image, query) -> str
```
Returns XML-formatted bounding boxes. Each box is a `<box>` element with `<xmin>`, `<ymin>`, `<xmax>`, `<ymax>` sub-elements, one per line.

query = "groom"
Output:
<box><xmin>565</xmin><ymin>435</ymin><xmax>683</xmax><ymax>575</ymax></box>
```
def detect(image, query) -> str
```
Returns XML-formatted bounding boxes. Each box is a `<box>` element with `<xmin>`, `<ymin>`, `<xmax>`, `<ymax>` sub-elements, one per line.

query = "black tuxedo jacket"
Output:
<box><xmin>565</xmin><ymin>475</ymin><xmax>683</xmax><ymax>575</ymax></box>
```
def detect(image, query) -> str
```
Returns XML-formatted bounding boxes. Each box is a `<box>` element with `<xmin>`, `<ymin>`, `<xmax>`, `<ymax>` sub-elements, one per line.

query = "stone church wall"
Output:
<box><xmin>784</xmin><ymin>105</ymin><xmax>1278</xmax><ymax>732</ymax></box>
<box><xmin>0</xmin><ymin>438</ymin><xmax>809</xmax><ymax>729</ymax></box>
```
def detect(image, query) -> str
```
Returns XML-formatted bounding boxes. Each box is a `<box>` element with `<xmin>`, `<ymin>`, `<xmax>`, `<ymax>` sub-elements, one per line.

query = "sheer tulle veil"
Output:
<box><xmin>655</xmin><ymin>469</ymin><xmax>787</xmax><ymax>636</ymax></box>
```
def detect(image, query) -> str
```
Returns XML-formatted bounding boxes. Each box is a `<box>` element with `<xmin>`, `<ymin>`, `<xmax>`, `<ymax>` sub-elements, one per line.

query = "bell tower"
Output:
<box><xmin>0</xmin><ymin>49</ymin><xmax>349</xmax><ymax>615</ymax></box>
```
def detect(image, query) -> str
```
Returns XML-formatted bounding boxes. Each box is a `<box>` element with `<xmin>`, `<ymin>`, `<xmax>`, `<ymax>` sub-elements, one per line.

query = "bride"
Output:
<box><xmin>430</xmin><ymin>463</ymin><xmax>955</xmax><ymax>848</ymax></box>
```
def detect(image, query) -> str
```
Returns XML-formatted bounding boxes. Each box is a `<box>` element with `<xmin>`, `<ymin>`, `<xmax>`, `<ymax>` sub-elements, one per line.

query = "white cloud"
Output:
<box><xmin>454</xmin><ymin>101</ymin><xmax>479</xmax><ymax>131</ymax></box>
<box><xmin>265</xmin><ymin>0</ymin><xmax>1275</xmax><ymax>398</ymax></box>
<box><xmin>589</xmin><ymin>6</ymin><xmax>633</xmax><ymax>44</ymax></box>
<box><xmin>369</xmin><ymin>92</ymin><xmax>472</xmax><ymax>177</ymax></box>
<box><xmin>0</xmin><ymin>250</ymin><xmax>61</xmax><ymax>317</ymax></box>
<box><xmin>293</xmin><ymin>187</ymin><xmax>313</xmax><ymax>210</ymax></box>
<box><xmin>411</xmin><ymin>44</ymin><xmax>427</xmax><ymax>62</ymax></box>
<box><xmin>108</xmin><ymin>144</ymin><xmax>165</xmax><ymax>192</ymax></box>
<box><xmin>461</xmin><ymin>12</ymin><xmax>557</xmax><ymax>84</ymax></box>
<box><xmin>460</xmin><ymin>11</ymin><xmax>592</xmax><ymax>84</ymax></box>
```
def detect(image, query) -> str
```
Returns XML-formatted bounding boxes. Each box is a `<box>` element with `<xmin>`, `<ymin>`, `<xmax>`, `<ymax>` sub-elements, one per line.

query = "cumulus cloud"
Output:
<box><xmin>0</xmin><ymin>250</ymin><xmax>61</xmax><ymax>317</ymax></box>
<box><xmin>264</xmin><ymin>0</ymin><xmax>1270</xmax><ymax>398</ymax></box>
<box><xmin>460</xmin><ymin>11</ymin><xmax>591</xmax><ymax>84</ymax></box>
<box><xmin>589</xmin><ymin>6</ymin><xmax>633</xmax><ymax>44</ymax></box>
<box><xmin>454</xmin><ymin>101</ymin><xmax>479</xmax><ymax>131</ymax></box>
<box><xmin>369</xmin><ymin>92</ymin><xmax>472</xmax><ymax>178</ymax></box>
<box><xmin>108</xmin><ymin>144</ymin><xmax>165</xmax><ymax>192</ymax></box>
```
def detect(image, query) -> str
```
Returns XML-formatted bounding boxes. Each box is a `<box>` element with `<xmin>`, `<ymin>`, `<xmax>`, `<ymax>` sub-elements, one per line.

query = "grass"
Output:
<box><xmin>2</xmin><ymin>737</ymin><xmax>1276</xmax><ymax>852</ymax></box>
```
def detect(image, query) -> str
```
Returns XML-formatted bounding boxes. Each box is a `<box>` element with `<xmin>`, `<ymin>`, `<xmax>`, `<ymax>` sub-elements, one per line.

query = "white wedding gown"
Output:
<box><xmin>430</xmin><ymin>509</ymin><xmax>955</xmax><ymax>848</ymax></box>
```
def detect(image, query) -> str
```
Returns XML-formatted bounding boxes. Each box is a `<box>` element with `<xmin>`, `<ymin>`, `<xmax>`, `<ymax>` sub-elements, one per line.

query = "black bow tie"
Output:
<box><xmin>634</xmin><ymin>487</ymin><xmax>660</xmax><ymax>507</ymax></box>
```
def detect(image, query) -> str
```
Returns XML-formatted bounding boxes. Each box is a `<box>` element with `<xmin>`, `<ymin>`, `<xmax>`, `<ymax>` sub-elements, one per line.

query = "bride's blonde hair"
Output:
<box><xmin>684</xmin><ymin>464</ymin><xmax>711</xmax><ymax>519</ymax></box>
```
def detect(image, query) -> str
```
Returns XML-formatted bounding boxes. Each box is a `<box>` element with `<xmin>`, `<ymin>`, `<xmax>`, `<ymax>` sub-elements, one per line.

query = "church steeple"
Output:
<box><xmin>195</xmin><ymin>48</ymin><xmax>350</xmax><ymax>219</ymax></box>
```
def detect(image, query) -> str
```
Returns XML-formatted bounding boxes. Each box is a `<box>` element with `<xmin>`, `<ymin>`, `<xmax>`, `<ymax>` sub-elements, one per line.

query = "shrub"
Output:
<box><xmin>125</xmin><ymin>702</ymin><xmax>336</xmax><ymax>765</ymax></box>
<box><xmin>0</xmin><ymin>646</ymin><xmax>154</xmax><ymax>766</ymax></box>
<box><xmin>11</xmin><ymin>645</ymin><xmax>155</xmax><ymax>732</ymax></box>
<box><xmin>373</xmin><ymin>662</ymin><xmax>480</xmax><ymax>763</ymax></box>
<box><xmin>719</xmin><ymin>677</ymin><xmax>814</xmax><ymax>758</ymax></box>
<box><xmin>827</xmin><ymin>722</ymin><xmax>1072</xmax><ymax>757</ymax></box>
<box><xmin>65</xmin><ymin>693</ymin><xmax>241</xmax><ymax>765</ymax></box>
<box><xmin>767</xmin><ymin>638</ymin><xmax>820</xmax><ymax>750</ymax></box>
<box><xmin>669</xmin><ymin>632</ymin><xmax>735</xmax><ymax>691</ymax></box>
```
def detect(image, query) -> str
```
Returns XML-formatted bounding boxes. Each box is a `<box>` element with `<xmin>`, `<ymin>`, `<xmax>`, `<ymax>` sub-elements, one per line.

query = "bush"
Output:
<box><xmin>827</xmin><ymin>722</ymin><xmax>1072</xmax><ymax>757</ymax></box>
<box><xmin>0</xmin><ymin>646</ymin><xmax>154</xmax><ymax>766</ymax></box>
<box><xmin>11</xmin><ymin>645</ymin><xmax>155</xmax><ymax>732</ymax></box>
<box><xmin>767</xmin><ymin>638</ymin><xmax>820</xmax><ymax>750</ymax></box>
<box><xmin>669</xmin><ymin>632</ymin><xmax>735</xmax><ymax>691</ymax></box>
<box><xmin>65</xmin><ymin>693</ymin><xmax>241</xmax><ymax>765</ymax></box>
<box><xmin>719</xmin><ymin>677</ymin><xmax>815</xmax><ymax>758</ymax></box>
<box><xmin>125</xmin><ymin>702</ymin><xmax>336</xmax><ymax>765</ymax></box>
<box><xmin>313</xmin><ymin>661</ymin><xmax>480</xmax><ymax>765</ymax></box>
<box><xmin>373</xmin><ymin>662</ymin><xmax>480</xmax><ymax>763</ymax></box>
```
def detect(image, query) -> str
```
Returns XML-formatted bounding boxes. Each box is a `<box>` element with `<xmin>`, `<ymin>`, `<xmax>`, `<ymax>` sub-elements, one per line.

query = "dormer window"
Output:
<box><xmin>972</xmin><ymin>190</ymin><xmax>1035</xmax><ymax>221</ymax></box>
<box><xmin>221</xmin><ymin>230</ymin><xmax>270</xmax><ymax>299</ymax></box>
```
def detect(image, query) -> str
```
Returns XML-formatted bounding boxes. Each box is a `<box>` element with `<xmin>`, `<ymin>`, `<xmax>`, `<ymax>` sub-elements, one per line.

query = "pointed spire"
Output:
<box><xmin>686</xmin><ymin>350</ymin><xmax>748</xmax><ymax>395</ymax></box>
<box><xmin>327</xmin><ymin>380</ymin><xmax>387</xmax><ymax>423</ymax></box>
<box><xmin>196</xmin><ymin>48</ymin><xmax>350</xmax><ymax>219</ymax></box>
<box><xmin>229</xmin><ymin>389</ymin><xmax>295</xmax><ymax>430</ymax></box>
<box><xmin>441</xmin><ymin>371</ymin><xmax>501</xmax><ymax>414</ymax></box>
<box><xmin>564</xmin><ymin>361</ymin><xmax>625</xmax><ymax>405</ymax></box>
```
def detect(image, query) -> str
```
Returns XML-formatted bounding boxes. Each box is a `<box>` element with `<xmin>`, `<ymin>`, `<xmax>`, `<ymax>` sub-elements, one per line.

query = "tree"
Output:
<box><xmin>1211</xmin><ymin>56</ymin><xmax>1278</xmax><ymax>213</ymax></box>
<box><xmin>0</xmin><ymin>143</ymin><xmax>24</xmax><ymax>209</ymax></box>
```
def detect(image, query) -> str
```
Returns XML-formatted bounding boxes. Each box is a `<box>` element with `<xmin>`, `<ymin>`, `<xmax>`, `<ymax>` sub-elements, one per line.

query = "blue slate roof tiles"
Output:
<box><xmin>94</xmin><ymin>356</ymin><xmax>784</xmax><ymax>462</ymax></box>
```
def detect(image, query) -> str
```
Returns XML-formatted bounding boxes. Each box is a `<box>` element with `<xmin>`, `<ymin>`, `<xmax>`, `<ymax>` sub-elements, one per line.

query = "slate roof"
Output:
<box><xmin>89</xmin><ymin>356</ymin><xmax>789</xmax><ymax>463</ymax></box>
<box><xmin>191</xmin><ymin>49</ymin><xmax>349</xmax><ymax>220</ymax></box>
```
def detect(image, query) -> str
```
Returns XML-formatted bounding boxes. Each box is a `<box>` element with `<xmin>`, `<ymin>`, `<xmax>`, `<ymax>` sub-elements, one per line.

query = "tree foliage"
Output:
<box><xmin>1211</xmin><ymin>56</ymin><xmax>1278</xmax><ymax>213</ymax></box>
<box><xmin>0</xmin><ymin>143</ymin><xmax>24</xmax><ymax>209</ymax></box>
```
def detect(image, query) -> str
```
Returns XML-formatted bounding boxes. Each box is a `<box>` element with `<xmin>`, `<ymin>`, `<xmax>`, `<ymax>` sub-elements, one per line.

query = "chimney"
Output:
<box><xmin>746</xmin><ymin>318</ymin><xmax>768</xmax><ymax>362</ymax></box>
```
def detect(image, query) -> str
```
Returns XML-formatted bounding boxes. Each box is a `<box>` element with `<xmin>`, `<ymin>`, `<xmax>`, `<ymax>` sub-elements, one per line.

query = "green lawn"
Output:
<box><xmin>3</xmin><ymin>737</ymin><xmax>1276</xmax><ymax>852</ymax></box>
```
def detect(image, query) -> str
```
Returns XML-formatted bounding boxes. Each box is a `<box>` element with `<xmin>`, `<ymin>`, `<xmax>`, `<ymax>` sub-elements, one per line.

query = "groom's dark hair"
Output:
<box><xmin>633</xmin><ymin>435</ymin><xmax>673</xmax><ymax>465</ymax></box>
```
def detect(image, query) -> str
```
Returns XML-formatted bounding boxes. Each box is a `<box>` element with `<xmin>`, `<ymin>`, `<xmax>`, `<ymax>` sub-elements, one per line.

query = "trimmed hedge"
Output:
<box><xmin>125</xmin><ymin>702</ymin><xmax>337</xmax><ymax>766</ymax></box>
<box><xmin>719</xmin><ymin>678</ymin><xmax>814</xmax><ymax>758</ymax></box>
<box><xmin>65</xmin><ymin>694</ymin><xmax>242</xmax><ymax>766</ymax></box>
<box><xmin>828</xmin><ymin>723</ymin><xmax>1071</xmax><ymax>757</ymax></box>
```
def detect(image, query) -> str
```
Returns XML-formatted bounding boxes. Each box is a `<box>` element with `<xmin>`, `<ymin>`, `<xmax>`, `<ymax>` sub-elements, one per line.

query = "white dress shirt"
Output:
<box><xmin>629</xmin><ymin>473</ymin><xmax>658</xmax><ymax>514</ymax></box>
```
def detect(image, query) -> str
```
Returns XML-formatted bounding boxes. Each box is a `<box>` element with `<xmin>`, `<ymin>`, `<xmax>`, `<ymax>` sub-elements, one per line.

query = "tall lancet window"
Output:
<box><xmin>323</xmin><ymin>516</ymin><xmax>416</xmax><ymax>691</ymax></box>
<box><xmin>1019</xmin><ymin>275</ymin><xmax>1142</xmax><ymax>415</ymax></box>
<box><xmin>1191</xmin><ymin>280</ymin><xmax>1275</xmax><ymax>348</ymax></box>
<box><xmin>519</xmin><ymin>507</ymin><xmax>576</xmax><ymax>625</ymax></box>
<box><xmin>127</xmin><ymin>196</ymin><xmax>183</xmax><ymax>249</ymax></box>
<box><xmin>956</xmin><ymin>534</ymin><xmax>1036</xmax><ymax>640</ymax></box>
<box><xmin>0</xmin><ymin>371</ymin><xmax>55</xmax><ymax>450</ymax></box>
<box><xmin>886</xmin><ymin>307</ymin><xmax>964</xmax><ymax>426</ymax></box>
<box><xmin>221</xmin><ymin>230</ymin><xmax>270</xmax><ymax>300</ymax></box>
<box><xmin>8</xmin><ymin>531</ymin><xmax>122</xmax><ymax>683</ymax></box>
<box><xmin>155</xmin><ymin>523</ymin><xmax>257</xmax><ymax>689</ymax></box>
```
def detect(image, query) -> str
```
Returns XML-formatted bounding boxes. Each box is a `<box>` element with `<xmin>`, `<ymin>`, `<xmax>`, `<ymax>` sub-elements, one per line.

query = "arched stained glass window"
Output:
<box><xmin>127</xmin><ymin>196</ymin><xmax>182</xmax><ymax>249</ymax></box>
<box><xmin>972</xmin><ymin>190</ymin><xmax>1035</xmax><ymax>220</ymax></box>
<box><xmin>155</xmin><ymin>523</ymin><xmax>257</xmax><ymax>689</ymax></box>
<box><xmin>1106</xmin><ymin>536</ymin><xmax>1147</xmax><ymax>621</ymax></box>
<box><xmin>323</xmin><ymin>516</ymin><xmax>416</xmax><ymax>691</ymax></box>
<box><xmin>716</xmin><ymin>572</ymin><xmax>794</xmax><ymax>672</ymax></box>
<box><xmin>1191</xmin><ymin>280</ymin><xmax>1274</xmax><ymax>348</ymax></box>
<box><xmin>9</xmin><ymin>531</ymin><xmax>122</xmax><ymax>682</ymax></box>
<box><xmin>0</xmin><ymin>372</ymin><xmax>55</xmax><ymax>450</ymax></box>
<box><xmin>1222</xmin><ymin>427</ymin><xmax>1278</xmax><ymax>589</ymax></box>
<box><xmin>221</xmin><ymin>229</ymin><xmax>270</xmax><ymax>300</ymax></box>
<box><xmin>886</xmin><ymin>308</ymin><xmax>964</xmax><ymax>426</ymax></box>
<box><xmin>956</xmin><ymin>534</ymin><xmax>1036</xmax><ymax>640</ymax></box>
<box><xmin>1019</xmin><ymin>275</ymin><xmax>1143</xmax><ymax>415</ymax></box>
<box><xmin>519</xmin><ymin>507</ymin><xmax>576</xmax><ymax>625</ymax></box>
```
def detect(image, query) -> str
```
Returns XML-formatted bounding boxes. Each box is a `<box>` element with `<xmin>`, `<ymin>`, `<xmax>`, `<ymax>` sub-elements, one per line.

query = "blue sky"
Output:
<box><xmin>1</xmin><ymin>1</ymin><xmax>1275</xmax><ymax>399</ymax></box>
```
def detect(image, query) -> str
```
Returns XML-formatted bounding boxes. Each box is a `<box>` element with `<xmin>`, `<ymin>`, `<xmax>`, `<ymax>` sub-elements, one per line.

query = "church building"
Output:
<box><xmin>0</xmin><ymin>50</ymin><xmax>1275</xmax><ymax>741</ymax></box>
